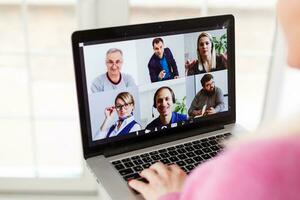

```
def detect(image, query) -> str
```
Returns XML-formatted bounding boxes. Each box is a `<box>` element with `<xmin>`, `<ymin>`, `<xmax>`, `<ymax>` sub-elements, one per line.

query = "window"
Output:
<box><xmin>0</xmin><ymin>0</ymin><xmax>99</xmax><ymax>193</ymax></box>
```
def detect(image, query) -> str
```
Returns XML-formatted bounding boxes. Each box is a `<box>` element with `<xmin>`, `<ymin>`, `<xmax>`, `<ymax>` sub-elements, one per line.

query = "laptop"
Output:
<box><xmin>72</xmin><ymin>14</ymin><xmax>244</xmax><ymax>199</ymax></box>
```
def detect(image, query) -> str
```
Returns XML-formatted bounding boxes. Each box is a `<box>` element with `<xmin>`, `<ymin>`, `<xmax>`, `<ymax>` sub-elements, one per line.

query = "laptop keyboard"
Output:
<box><xmin>111</xmin><ymin>132</ymin><xmax>231</xmax><ymax>182</ymax></box>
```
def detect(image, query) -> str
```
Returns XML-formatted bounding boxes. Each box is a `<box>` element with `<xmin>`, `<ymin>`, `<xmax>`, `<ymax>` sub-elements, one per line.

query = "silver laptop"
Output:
<box><xmin>72</xmin><ymin>14</ymin><xmax>243</xmax><ymax>199</ymax></box>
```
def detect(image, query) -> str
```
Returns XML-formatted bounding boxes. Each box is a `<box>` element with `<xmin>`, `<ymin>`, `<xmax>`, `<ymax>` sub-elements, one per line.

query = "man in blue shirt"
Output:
<box><xmin>146</xmin><ymin>86</ymin><xmax>187</xmax><ymax>130</ymax></box>
<box><xmin>148</xmin><ymin>38</ymin><xmax>179</xmax><ymax>82</ymax></box>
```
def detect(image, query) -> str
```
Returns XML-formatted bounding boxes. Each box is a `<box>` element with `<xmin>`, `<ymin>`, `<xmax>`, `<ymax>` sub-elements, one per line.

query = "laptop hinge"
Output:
<box><xmin>102</xmin><ymin>124</ymin><xmax>225</xmax><ymax>157</ymax></box>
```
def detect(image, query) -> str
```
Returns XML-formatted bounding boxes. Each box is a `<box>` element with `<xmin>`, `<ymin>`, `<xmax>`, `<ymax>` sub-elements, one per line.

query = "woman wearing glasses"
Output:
<box><xmin>100</xmin><ymin>92</ymin><xmax>141</xmax><ymax>138</ymax></box>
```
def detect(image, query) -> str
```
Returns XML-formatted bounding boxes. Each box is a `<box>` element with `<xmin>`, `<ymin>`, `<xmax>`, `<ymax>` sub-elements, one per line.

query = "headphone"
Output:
<box><xmin>152</xmin><ymin>86</ymin><xmax>176</xmax><ymax>108</ymax></box>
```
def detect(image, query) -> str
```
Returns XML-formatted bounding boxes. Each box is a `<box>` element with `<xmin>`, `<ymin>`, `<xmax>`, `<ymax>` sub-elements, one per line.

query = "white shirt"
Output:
<box><xmin>93</xmin><ymin>115</ymin><xmax>141</xmax><ymax>140</ymax></box>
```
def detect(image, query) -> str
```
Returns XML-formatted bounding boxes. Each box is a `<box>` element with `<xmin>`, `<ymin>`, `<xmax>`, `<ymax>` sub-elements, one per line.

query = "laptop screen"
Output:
<box><xmin>72</xmin><ymin>15</ymin><xmax>235</xmax><ymax>155</ymax></box>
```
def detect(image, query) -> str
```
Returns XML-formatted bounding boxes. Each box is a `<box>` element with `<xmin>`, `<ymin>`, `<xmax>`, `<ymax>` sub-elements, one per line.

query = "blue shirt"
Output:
<box><xmin>145</xmin><ymin>112</ymin><xmax>187</xmax><ymax>130</ymax></box>
<box><xmin>159</xmin><ymin>56</ymin><xmax>171</xmax><ymax>80</ymax></box>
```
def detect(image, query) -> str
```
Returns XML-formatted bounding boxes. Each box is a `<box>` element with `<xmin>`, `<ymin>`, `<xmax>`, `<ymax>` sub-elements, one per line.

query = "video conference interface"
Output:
<box><xmin>80</xmin><ymin>28</ymin><xmax>230</xmax><ymax>143</ymax></box>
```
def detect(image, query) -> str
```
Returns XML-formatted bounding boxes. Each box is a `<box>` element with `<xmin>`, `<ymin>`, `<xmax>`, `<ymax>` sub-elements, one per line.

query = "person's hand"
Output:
<box><xmin>128</xmin><ymin>162</ymin><xmax>187</xmax><ymax>200</ymax></box>
<box><xmin>158</xmin><ymin>70</ymin><xmax>166</xmax><ymax>80</ymax></box>
<box><xmin>206</xmin><ymin>107</ymin><xmax>216</xmax><ymax>115</ymax></box>
<box><xmin>192</xmin><ymin>110</ymin><xmax>202</xmax><ymax>117</ymax></box>
<box><xmin>185</xmin><ymin>59</ymin><xmax>197</xmax><ymax>71</ymax></box>
<box><xmin>174</xmin><ymin>76</ymin><xmax>179</xmax><ymax>79</ymax></box>
<box><xmin>104</xmin><ymin>106</ymin><xmax>115</xmax><ymax>119</ymax></box>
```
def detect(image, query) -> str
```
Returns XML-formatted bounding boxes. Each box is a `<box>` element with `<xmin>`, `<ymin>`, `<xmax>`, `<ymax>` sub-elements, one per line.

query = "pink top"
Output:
<box><xmin>160</xmin><ymin>136</ymin><xmax>300</xmax><ymax>200</ymax></box>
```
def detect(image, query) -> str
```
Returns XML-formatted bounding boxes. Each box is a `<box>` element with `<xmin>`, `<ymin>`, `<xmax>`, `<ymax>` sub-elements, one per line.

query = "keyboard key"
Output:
<box><xmin>169</xmin><ymin>151</ymin><xmax>178</xmax><ymax>156</ymax></box>
<box><xmin>176</xmin><ymin>161</ymin><xmax>186</xmax><ymax>167</ymax></box>
<box><xmin>186</xmin><ymin>152</ymin><xmax>196</xmax><ymax>157</ymax></box>
<box><xmin>140</xmin><ymin>153</ymin><xmax>149</xmax><ymax>158</ymax></box>
<box><xmin>202</xmin><ymin>147</ymin><xmax>212</xmax><ymax>153</ymax></box>
<box><xmin>201</xmin><ymin>138</ymin><xmax>209</xmax><ymax>142</ymax></box>
<box><xmin>131</xmin><ymin>156</ymin><xmax>140</xmax><ymax>160</ymax></box>
<box><xmin>208</xmin><ymin>136</ymin><xmax>217</xmax><ymax>141</ymax></box>
<box><xmin>142</xmin><ymin>163</ymin><xmax>151</xmax><ymax>169</ymax></box>
<box><xmin>184</xmin><ymin>146</ymin><xmax>194</xmax><ymax>152</ymax></box>
<box><xmin>185</xmin><ymin>158</ymin><xmax>194</xmax><ymax>164</ymax></box>
<box><xmin>195</xmin><ymin>149</ymin><xmax>204</xmax><ymax>155</ymax></box>
<box><xmin>211</xmin><ymin>145</ymin><xmax>220</xmax><ymax>151</ymax></box>
<box><xmin>149</xmin><ymin>151</ymin><xmax>158</xmax><ymax>155</ymax></box>
<box><xmin>177</xmin><ymin>148</ymin><xmax>187</xmax><ymax>154</ymax></box>
<box><xmin>133</xmin><ymin>166</ymin><xmax>143</xmax><ymax>172</ymax></box>
<box><xmin>112</xmin><ymin>160</ymin><xmax>121</xmax><ymax>165</ymax></box>
<box><xmin>192</xmin><ymin>140</ymin><xmax>200</xmax><ymax>144</ymax></box>
<box><xmin>158</xmin><ymin>149</ymin><xmax>167</xmax><ymax>153</ymax></box>
<box><xmin>169</xmin><ymin>156</ymin><xmax>179</xmax><ymax>162</ymax></box>
<box><xmin>182</xmin><ymin>166</ymin><xmax>189</xmax><ymax>173</ymax></box>
<box><xmin>201</xmin><ymin>142</ymin><xmax>209</xmax><ymax>147</ymax></box>
<box><xmin>119</xmin><ymin>168</ymin><xmax>134</xmax><ymax>176</ymax></box>
<box><xmin>193</xmin><ymin>144</ymin><xmax>201</xmax><ymax>149</ymax></box>
<box><xmin>178</xmin><ymin>154</ymin><xmax>187</xmax><ymax>160</ymax></box>
<box><xmin>209</xmin><ymin>140</ymin><xmax>218</xmax><ymax>146</ymax></box>
<box><xmin>121</xmin><ymin>158</ymin><xmax>130</xmax><ymax>163</ymax></box>
<box><xmin>133</xmin><ymin>159</ymin><xmax>143</xmax><ymax>165</ymax></box>
<box><xmin>167</xmin><ymin>146</ymin><xmax>175</xmax><ymax>151</ymax></box>
<box><xmin>183</xmin><ymin>142</ymin><xmax>192</xmax><ymax>146</ymax></box>
<box><xmin>142</xmin><ymin>157</ymin><xmax>152</xmax><ymax>163</ymax></box>
<box><xmin>161</xmin><ymin>158</ymin><xmax>171</xmax><ymax>164</ymax></box>
<box><xmin>175</xmin><ymin>144</ymin><xmax>184</xmax><ymax>149</ymax></box>
<box><xmin>151</xmin><ymin>155</ymin><xmax>161</xmax><ymax>161</ymax></box>
<box><xmin>114</xmin><ymin>163</ymin><xmax>125</xmax><ymax>170</ymax></box>
<box><xmin>124</xmin><ymin>173</ymin><xmax>140</xmax><ymax>181</ymax></box>
<box><xmin>202</xmin><ymin>154</ymin><xmax>211</xmax><ymax>160</ymax></box>
<box><xmin>193</xmin><ymin>156</ymin><xmax>203</xmax><ymax>163</ymax></box>
<box><xmin>124</xmin><ymin>161</ymin><xmax>134</xmax><ymax>168</ymax></box>
<box><xmin>186</xmin><ymin>165</ymin><xmax>195</xmax><ymax>171</ymax></box>
<box><xmin>150</xmin><ymin>161</ymin><xmax>156</xmax><ymax>165</ymax></box>
<box><xmin>160</xmin><ymin>152</ymin><xmax>170</xmax><ymax>158</ymax></box>
<box><xmin>210</xmin><ymin>152</ymin><xmax>217</xmax><ymax>157</ymax></box>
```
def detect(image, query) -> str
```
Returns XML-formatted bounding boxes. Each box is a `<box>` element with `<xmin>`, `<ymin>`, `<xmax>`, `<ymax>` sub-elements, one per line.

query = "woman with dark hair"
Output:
<box><xmin>186</xmin><ymin>32</ymin><xmax>227</xmax><ymax>76</ymax></box>
<box><xmin>94</xmin><ymin>92</ymin><xmax>141</xmax><ymax>140</ymax></box>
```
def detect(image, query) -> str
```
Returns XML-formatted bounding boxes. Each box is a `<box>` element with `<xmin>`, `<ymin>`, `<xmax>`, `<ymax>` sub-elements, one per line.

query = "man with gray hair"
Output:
<box><xmin>91</xmin><ymin>48</ymin><xmax>136</xmax><ymax>92</ymax></box>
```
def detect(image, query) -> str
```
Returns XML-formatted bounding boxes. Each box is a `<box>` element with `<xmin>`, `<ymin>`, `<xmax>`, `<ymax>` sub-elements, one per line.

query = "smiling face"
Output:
<box><xmin>106</xmin><ymin>51</ymin><xmax>123</xmax><ymax>77</ymax></box>
<box><xmin>155</xmin><ymin>88</ymin><xmax>173</xmax><ymax>117</ymax></box>
<box><xmin>115</xmin><ymin>98</ymin><xmax>134</xmax><ymax>119</ymax></box>
<box><xmin>153</xmin><ymin>41</ymin><xmax>164</xmax><ymax>59</ymax></box>
<box><xmin>277</xmin><ymin>0</ymin><xmax>300</xmax><ymax>68</ymax></box>
<box><xmin>198</xmin><ymin>36</ymin><xmax>212</xmax><ymax>58</ymax></box>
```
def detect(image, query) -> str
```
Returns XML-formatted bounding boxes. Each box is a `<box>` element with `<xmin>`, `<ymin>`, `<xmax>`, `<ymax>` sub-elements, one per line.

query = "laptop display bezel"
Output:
<box><xmin>72</xmin><ymin>15</ymin><xmax>235</xmax><ymax>159</ymax></box>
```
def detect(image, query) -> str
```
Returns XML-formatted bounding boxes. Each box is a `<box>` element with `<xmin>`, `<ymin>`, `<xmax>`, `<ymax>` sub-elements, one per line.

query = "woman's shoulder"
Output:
<box><xmin>187</xmin><ymin>60</ymin><xmax>203</xmax><ymax>76</ymax></box>
<box><xmin>180</xmin><ymin>136</ymin><xmax>300</xmax><ymax>199</ymax></box>
<box><xmin>215</xmin><ymin>53</ymin><xmax>227</xmax><ymax>69</ymax></box>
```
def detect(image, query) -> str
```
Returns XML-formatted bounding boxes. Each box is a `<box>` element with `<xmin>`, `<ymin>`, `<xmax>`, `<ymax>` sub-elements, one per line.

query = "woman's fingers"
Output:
<box><xmin>128</xmin><ymin>179</ymin><xmax>149</xmax><ymax>196</ymax></box>
<box><xmin>149</xmin><ymin>162</ymin><xmax>170</xmax><ymax>179</ymax></box>
<box><xmin>140</xmin><ymin>168</ymin><xmax>161</xmax><ymax>184</ymax></box>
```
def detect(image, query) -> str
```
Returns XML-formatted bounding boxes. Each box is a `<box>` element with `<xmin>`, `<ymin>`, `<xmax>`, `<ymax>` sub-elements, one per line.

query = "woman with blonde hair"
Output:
<box><xmin>186</xmin><ymin>32</ymin><xmax>227</xmax><ymax>75</ymax></box>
